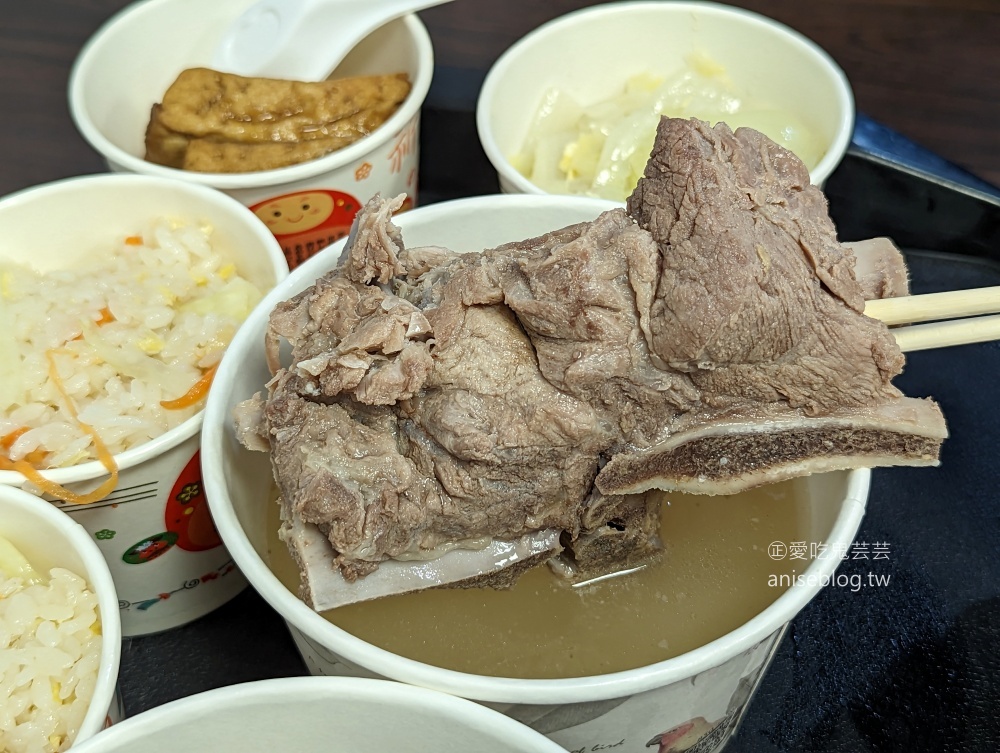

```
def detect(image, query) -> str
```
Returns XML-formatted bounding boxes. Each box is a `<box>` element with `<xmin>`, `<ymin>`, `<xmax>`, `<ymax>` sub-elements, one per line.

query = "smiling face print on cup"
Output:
<box><xmin>251</xmin><ymin>189</ymin><xmax>362</xmax><ymax>268</ymax></box>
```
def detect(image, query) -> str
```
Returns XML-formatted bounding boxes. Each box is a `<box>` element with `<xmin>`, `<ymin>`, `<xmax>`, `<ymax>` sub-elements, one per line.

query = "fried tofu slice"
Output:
<box><xmin>144</xmin><ymin>104</ymin><xmax>190</xmax><ymax>168</ymax></box>
<box><xmin>181</xmin><ymin>137</ymin><xmax>354</xmax><ymax>173</ymax></box>
<box><xmin>156</xmin><ymin>68</ymin><xmax>411</xmax><ymax>142</ymax></box>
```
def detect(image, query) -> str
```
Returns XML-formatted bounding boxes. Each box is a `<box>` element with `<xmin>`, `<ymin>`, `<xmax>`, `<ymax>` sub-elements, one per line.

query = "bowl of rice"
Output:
<box><xmin>0</xmin><ymin>483</ymin><xmax>122</xmax><ymax>753</ymax></box>
<box><xmin>0</xmin><ymin>173</ymin><xmax>288</xmax><ymax>636</ymax></box>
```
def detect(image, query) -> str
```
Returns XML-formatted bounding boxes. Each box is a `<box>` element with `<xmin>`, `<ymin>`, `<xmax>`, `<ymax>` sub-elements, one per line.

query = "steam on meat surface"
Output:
<box><xmin>236</xmin><ymin>117</ymin><xmax>946</xmax><ymax>602</ymax></box>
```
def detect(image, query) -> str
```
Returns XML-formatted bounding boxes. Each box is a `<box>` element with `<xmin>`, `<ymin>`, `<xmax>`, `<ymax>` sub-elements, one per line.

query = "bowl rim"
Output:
<box><xmin>67</xmin><ymin>0</ymin><xmax>434</xmax><ymax>189</ymax></box>
<box><xmin>0</xmin><ymin>172</ymin><xmax>289</xmax><ymax>487</ymax></box>
<box><xmin>203</xmin><ymin>192</ymin><xmax>871</xmax><ymax>706</ymax></box>
<box><xmin>475</xmin><ymin>0</ymin><xmax>856</xmax><ymax>194</ymax></box>
<box><xmin>66</xmin><ymin>676</ymin><xmax>568</xmax><ymax>752</ymax></box>
<box><xmin>0</xmin><ymin>484</ymin><xmax>122</xmax><ymax>744</ymax></box>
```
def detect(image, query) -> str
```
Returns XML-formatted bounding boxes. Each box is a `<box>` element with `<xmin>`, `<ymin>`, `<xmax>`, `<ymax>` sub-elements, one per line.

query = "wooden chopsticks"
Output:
<box><xmin>864</xmin><ymin>286</ymin><xmax>1000</xmax><ymax>352</ymax></box>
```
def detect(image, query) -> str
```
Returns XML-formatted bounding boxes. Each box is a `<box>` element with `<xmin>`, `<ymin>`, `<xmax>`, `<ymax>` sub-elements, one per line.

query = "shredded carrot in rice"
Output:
<box><xmin>0</xmin><ymin>352</ymin><xmax>120</xmax><ymax>505</ymax></box>
<box><xmin>160</xmin><ymin>362</ymin><xmax>219</xmax><ymax>410</ymax></box>
<box><xmin>124</xmin><ymin>235</ymin><xmax>143</xmax><ymax>246</ymax></box>
<box><xmin>0</xmin><ymin>455</ymin><xmax>118</xmax><ymax>505</ymax></box>
<box><xmin>70</xmin><ymin>306</ymin><xmax>115</xmax><ymax>341</ymax></box>
<box><xmin>23</xmin><ymin>449</ymin><xmax>48</xmax><ymax>466</ymax></box>
<box><xmin>1</xmin><ymin>427</ymin><xmax>29</xmax><ymax>450</ymax></box>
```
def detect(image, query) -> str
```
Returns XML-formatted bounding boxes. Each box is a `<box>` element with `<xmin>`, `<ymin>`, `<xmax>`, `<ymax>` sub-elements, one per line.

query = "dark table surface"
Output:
<box><xmin>3</xmin><ymin>0</ymin><xmax>1000</xmax><ymax>197</ymax></box>
<box><xmin>4</xmin><ymin>2</ymin><xmax>1000</xmax><ymax>752</ymax></box>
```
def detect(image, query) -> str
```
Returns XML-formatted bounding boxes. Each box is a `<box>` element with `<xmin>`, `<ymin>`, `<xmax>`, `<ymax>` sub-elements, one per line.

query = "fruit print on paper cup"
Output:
<box><xmin>119</xmin><ymin>452</ymin><xmax>222</xmax><ymax>565</ymax></box>
<box><xmin>52</xmin><ymin>438</ymin><xmax>246</xmax><ymax>636</ymax></box>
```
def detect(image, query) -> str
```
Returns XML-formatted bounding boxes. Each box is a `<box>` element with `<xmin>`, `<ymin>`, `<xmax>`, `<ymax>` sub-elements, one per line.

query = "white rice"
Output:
<box><xmin>0</xmin><ymin>220</ymin><xmax>263</xmax><ymax>467</ymax></box>
<box><xmin>0</xmin><ymin>562</ymin><xmax>101</xmax><ymax>753</ymax></box>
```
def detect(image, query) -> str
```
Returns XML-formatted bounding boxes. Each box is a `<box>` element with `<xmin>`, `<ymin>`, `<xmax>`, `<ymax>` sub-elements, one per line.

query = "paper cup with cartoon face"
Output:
<box><xmin>0</xmin><ymin>174</ymin><xmax>288</xmax><ymax>636</ymax></box>
<box><xmin>246</xmin><ymin>188</ymin><xmax>414</xmax><ymax>268</ymax></box>
<box><xmin>69</xmin><ymin>0</ymin><xmax>432</xmax><ymax>271</ymax></box>
<box><xmin>202</xmin><ymin>194</ymin><xmax>871</xmax><ymax>752</ymax></box>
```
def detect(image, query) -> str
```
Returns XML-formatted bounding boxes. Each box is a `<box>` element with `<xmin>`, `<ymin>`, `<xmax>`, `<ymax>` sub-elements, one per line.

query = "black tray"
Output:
<box><xmin>118</xmin><ymin>112</ymin><xmax>1000</xmax><ymax>752</ymax></box>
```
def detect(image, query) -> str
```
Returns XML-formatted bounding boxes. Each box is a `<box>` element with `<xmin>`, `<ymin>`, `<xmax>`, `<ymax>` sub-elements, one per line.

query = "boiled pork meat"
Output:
<box><xmin>236</xmin><ymin>117</ymin><xmax>947</xmax><ymax>608</ymax></box>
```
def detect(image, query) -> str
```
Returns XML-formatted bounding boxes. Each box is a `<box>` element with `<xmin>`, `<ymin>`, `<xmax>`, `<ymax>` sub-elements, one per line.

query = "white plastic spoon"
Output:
<box><xmin>212</xmin><ymin>0</ymin><xmax>452</xmax><ymax>81</ymax></box>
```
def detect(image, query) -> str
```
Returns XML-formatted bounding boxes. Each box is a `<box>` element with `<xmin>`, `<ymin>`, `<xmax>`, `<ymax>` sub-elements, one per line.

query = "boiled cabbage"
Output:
<box><xmin>512</xmin><ymin>55</ymin><xmax>826</xmax><ymax>201</ymax></box>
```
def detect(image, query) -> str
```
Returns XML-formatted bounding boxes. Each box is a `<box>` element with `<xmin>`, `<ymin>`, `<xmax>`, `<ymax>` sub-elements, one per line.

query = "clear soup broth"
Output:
<box><xmin>266</xmin><ymin>480</ymin><xmax>809</xmax><ymax>678</ymax></box>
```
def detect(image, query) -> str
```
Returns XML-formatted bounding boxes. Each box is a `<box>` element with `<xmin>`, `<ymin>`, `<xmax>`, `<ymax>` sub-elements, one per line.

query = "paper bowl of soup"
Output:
<box><xmin>0</xmin><ymin>483</ymin><xmax>123</xmax><ymax>752</ymax></box>
<box><xmin>477</xmin><ymin>1</ymin><xmax>854</xmax><ymax>199</ymax></box>
<box><xmin>68</xmin><ymin>0</ymin><xmax>433</xmax><ymax>270</ymax></box>
<box><xmin>202</xmin><ymin>194</ymin><xmax>870</xmax><ymax>753</ymax></box>
<box><xmin>0</xmin><ymin>173</ymin><xmax>288</xmax><ymax>636</ymax></box>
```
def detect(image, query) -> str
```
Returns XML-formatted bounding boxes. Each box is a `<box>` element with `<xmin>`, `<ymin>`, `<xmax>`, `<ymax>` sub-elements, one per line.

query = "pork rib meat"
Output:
<box><xmin>236</xmin><ymin>117</ymin><xmax>946</xmax><ymax>605</ymax></box>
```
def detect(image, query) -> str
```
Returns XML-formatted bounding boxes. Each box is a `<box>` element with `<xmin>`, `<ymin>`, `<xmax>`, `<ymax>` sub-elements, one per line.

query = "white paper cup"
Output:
<box><xmin>0</xmin><ymin>174</ymin><xmax>288</xmax><ymax>636</ymax></box>
<box><xmin>67</xmin><ymin>677</ymin><xmax>565</xmax><ymax>753</ymax></box>
<box><xmin>202</xmin><ymin>194</ymin><xmax>870</xmax><ymax>752</ymax></box>
<box><xmin>0</xmin><ymin>484</ymin><xmax>122</xmax><ymax>746</ymax></box>
<box><xmin>69</xmin><ymin>0</ymin><xmax>433</xmax><ymax>270</ymax></box>
<box><xmin>477</xmin><ymin>1</ymin><xmax>854</xmax><ymax>195</ymax></box>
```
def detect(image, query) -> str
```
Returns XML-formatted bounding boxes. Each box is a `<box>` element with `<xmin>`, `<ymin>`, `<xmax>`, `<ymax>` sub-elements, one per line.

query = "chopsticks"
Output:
<box><xmin>889</xmin><ymin>315</ymin><xmax>1000</xmax><ymax>352</ymax></box>
<box><xmin>864</xmin><ymin>286</ymin><xmax>1000</xmax><ymax>352</ymax></box>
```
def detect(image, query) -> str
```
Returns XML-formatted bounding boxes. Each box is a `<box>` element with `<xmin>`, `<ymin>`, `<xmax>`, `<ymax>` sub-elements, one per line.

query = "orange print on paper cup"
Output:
<box><xmin>54</xmin><ymin>435</ymin><xmax>245</xmax><ymax>635</ymax></box>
